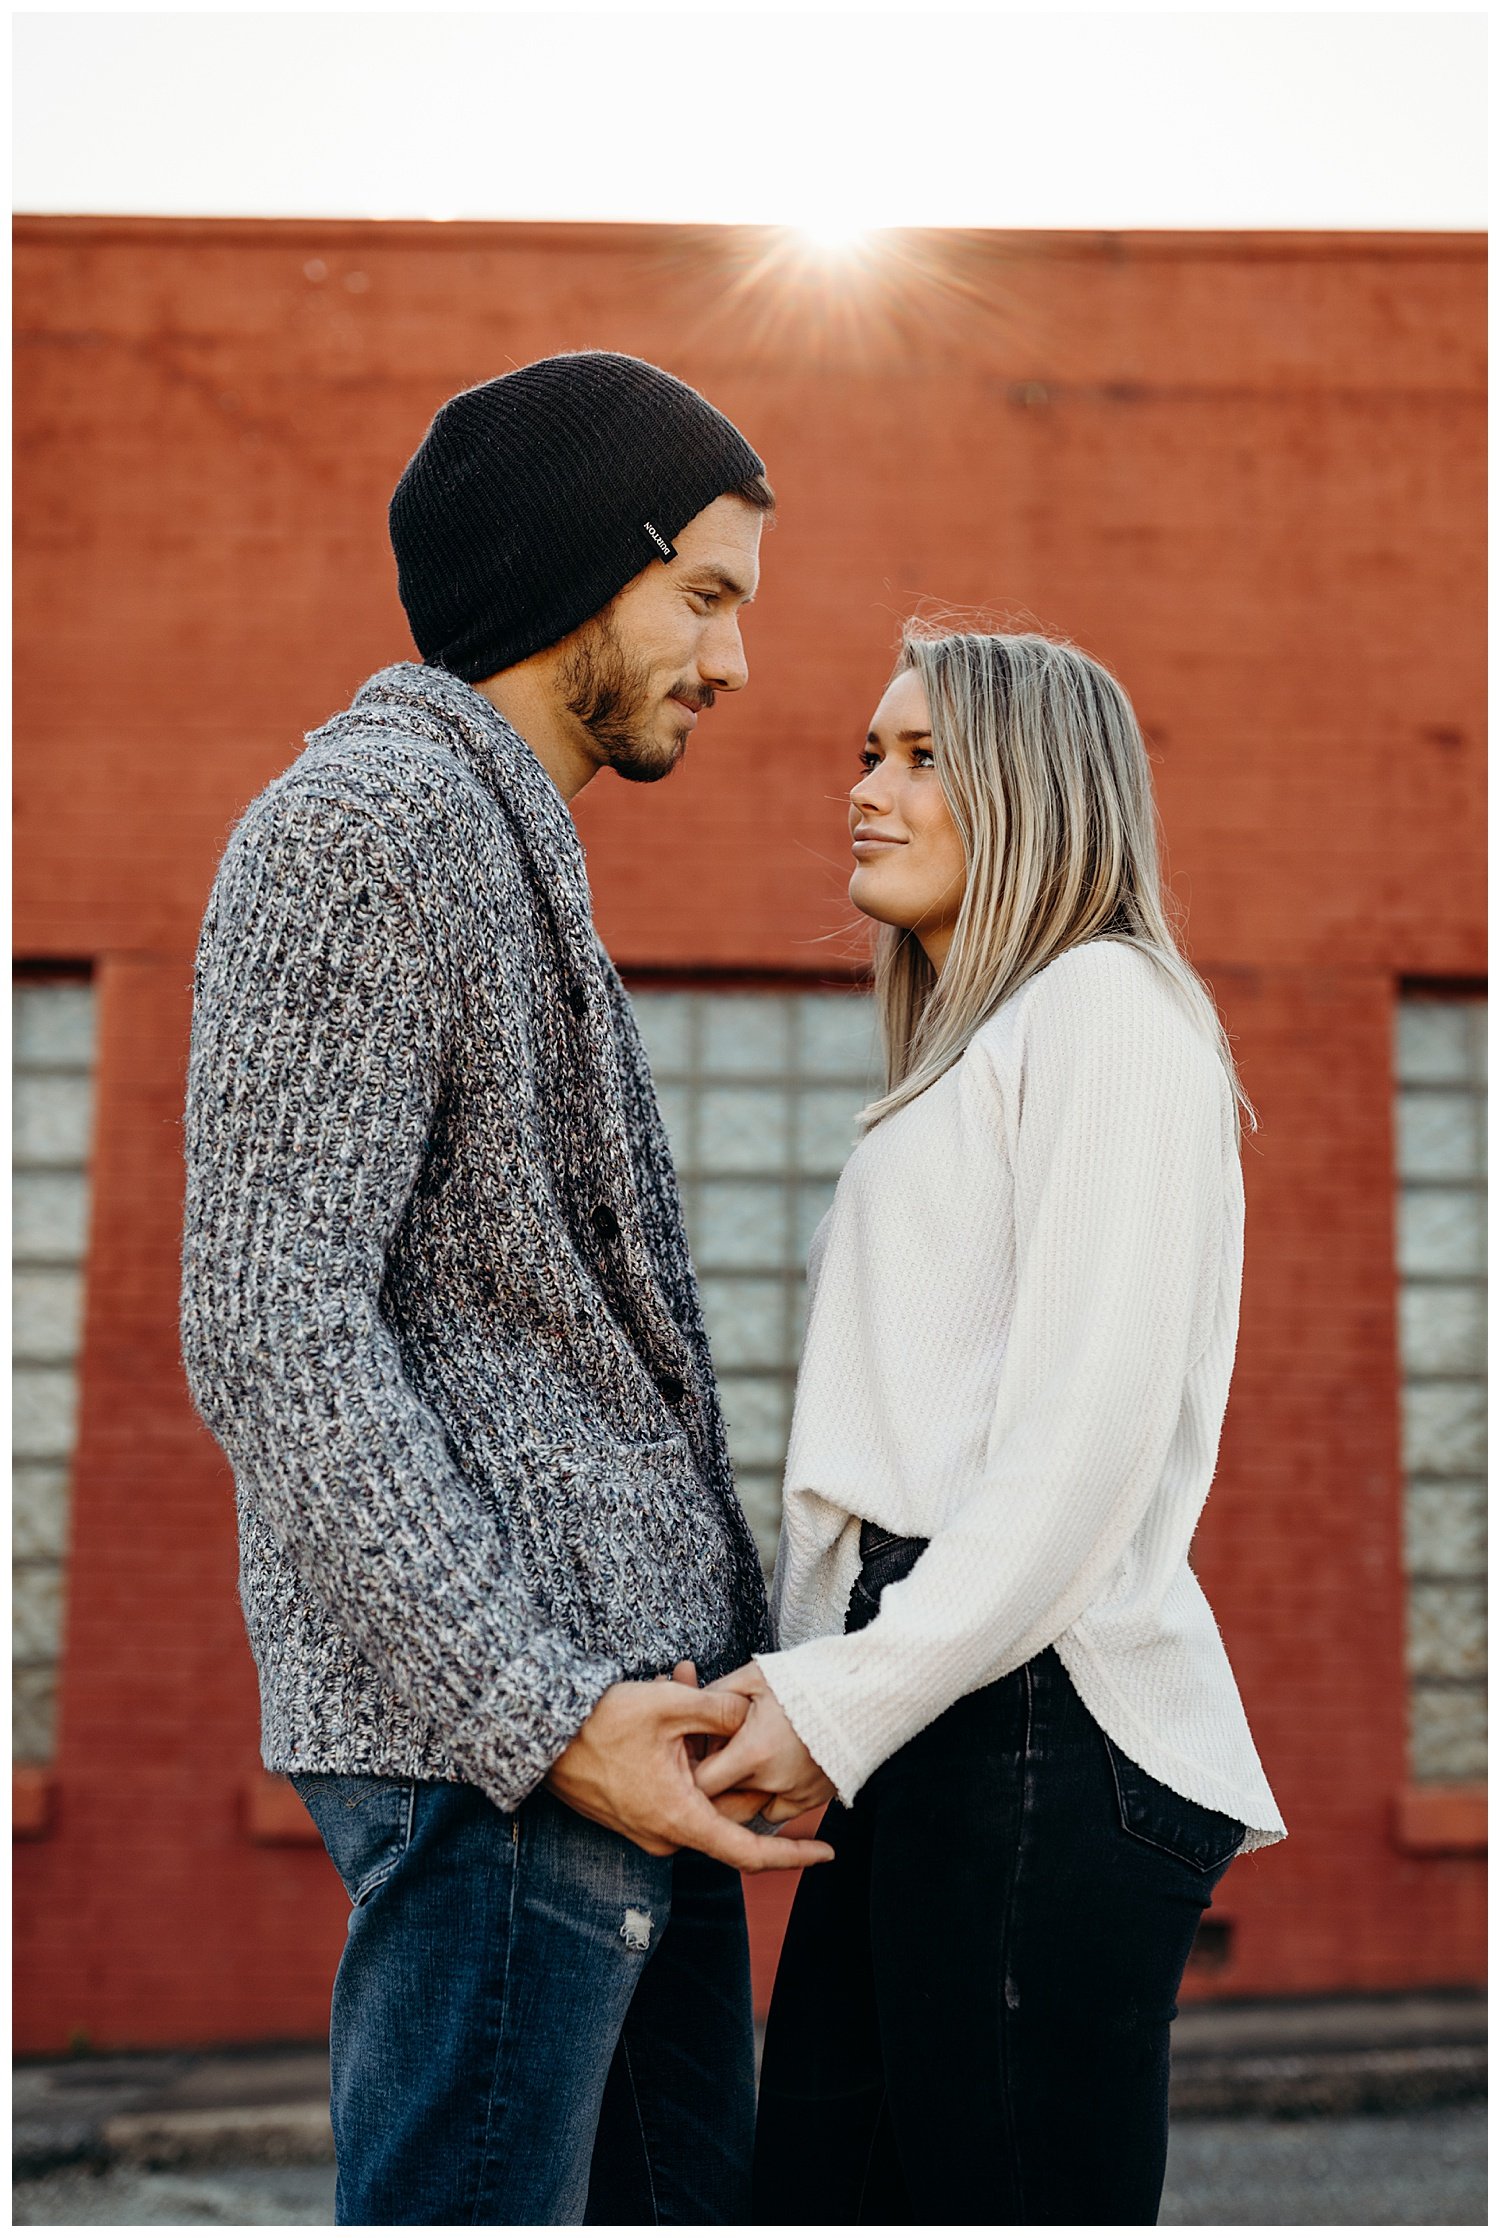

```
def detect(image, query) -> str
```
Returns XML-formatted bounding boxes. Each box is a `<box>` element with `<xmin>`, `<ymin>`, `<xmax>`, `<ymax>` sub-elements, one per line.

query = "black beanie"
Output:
<box><xmin>388</xmin><ymin>351</ymin><xmax>766</xmax><ymax>682</ymax></box>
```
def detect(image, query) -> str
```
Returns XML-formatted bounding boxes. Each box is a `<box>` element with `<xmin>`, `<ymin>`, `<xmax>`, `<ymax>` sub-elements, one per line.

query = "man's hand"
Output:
<box><xmin>545</xmin><ymin>1672</ymin><xmax>835</xmax><ymax>1873</ymax></box>
<box><xmin>695</xmin><ymin>1662</ymin><xmax>836</xmax><ymax>1824</ymax></box>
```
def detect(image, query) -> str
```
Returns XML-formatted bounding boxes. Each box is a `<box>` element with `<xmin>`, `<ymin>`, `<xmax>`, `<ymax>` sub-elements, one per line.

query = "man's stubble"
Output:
<box><xmin>558</xmin><ymin>608</ymin><xmax>711</xmax><ymax>785</ymax></box>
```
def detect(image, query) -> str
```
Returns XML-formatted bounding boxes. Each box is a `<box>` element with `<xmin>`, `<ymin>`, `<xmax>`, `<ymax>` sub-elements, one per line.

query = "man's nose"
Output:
<box><xmin>701</xmin><ymin>616</ymin><xmax>749</xmax><ymax>694</ymax></box>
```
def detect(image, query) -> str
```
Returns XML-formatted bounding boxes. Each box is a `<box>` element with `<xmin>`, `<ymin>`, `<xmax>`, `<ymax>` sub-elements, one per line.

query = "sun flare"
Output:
<box><xmin>791</xmin><ymin>217</ymin><xmax>873</xmax><ymax>258</ymax></box>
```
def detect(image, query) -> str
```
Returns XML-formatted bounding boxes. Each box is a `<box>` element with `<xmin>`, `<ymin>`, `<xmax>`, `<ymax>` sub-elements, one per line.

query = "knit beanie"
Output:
<box><xmin>388</xmin><ymin>351</ymin><xmax>766</xmax><ymax>682</ymax></box>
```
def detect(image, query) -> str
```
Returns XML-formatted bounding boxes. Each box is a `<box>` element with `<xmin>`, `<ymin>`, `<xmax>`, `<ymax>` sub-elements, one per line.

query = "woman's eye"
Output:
<box><xmin>857</xmin><ymin>749</ymin><xmax>879</xmax><ymax>770</ymax></box>
<box><xmin>911</xmin><ymin>749</ymin><xmax>935</xmax><ymax>768</ymax></box>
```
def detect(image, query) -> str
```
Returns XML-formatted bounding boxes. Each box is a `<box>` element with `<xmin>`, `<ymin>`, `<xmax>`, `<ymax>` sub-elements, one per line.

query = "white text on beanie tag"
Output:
<box><xmin>641</xmin><ymin>521</ymin><xmax>677</xmax><ymax>562</ymax></box>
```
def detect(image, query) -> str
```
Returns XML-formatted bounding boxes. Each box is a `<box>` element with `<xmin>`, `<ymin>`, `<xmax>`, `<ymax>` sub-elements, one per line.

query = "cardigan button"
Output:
<box><xmin>658</xmin><ymin>1376</ymin><xmax>685</xmax><ymax>1405</ymax></box>
<box><xmin>568</xmin><ymin>987</ymin><xmax>587</xmax><ymax>1019</ymax></box>
<box><xmin>590</xmin><ymin>1204</ymin><xmax>620</xmax><ymax>1243</ymax></box>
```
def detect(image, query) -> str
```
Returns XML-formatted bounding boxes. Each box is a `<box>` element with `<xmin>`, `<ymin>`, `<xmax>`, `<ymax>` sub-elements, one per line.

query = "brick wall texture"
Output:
<box><xmin>13</xmin><ymin>216</ymin><xmax>1485</xmax><ymax>2050</ymax></box>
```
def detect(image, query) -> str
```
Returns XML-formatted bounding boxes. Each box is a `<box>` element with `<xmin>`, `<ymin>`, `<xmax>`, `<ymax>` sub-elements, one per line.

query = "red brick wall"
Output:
<box><xmin>13</xmin><ymin>217</ymin><xmax>1484</xmax><ymax>2050</ymax></box>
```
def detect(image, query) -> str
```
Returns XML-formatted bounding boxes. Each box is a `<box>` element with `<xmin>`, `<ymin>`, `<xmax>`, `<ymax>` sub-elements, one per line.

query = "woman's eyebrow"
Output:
<box><xmin>865</xmin><ymin>727</ymin><xmax>933</xmax><ymax>745</ymax></box>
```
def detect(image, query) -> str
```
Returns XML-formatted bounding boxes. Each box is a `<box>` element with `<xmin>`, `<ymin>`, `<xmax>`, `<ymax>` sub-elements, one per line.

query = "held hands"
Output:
<box><xmin>545</xmin><ymin>1664</ymin><xmax>834</xmax><ymax>1874</ymax></box>
<box><xmin>695</xmin><ymin>1661</ymin><xmax>837</xmax><ymax>1825</ymax></box>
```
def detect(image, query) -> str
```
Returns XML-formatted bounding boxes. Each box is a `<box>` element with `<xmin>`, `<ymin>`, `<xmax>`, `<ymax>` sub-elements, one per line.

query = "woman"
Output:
<box><xmin>697</xmin><ymin>626</ymin><xmax>1286</xmax><ymax>2226</ymax></box>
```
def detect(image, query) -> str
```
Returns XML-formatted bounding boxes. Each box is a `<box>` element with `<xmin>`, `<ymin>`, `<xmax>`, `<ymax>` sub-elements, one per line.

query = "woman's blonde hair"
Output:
<box><xmin>862</xmin><ymin>623</ymin><xmax>1254</xmax><ymax>1132</ymax></box>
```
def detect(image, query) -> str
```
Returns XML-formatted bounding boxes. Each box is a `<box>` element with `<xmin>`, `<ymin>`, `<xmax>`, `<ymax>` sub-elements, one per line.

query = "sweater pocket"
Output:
<box><xmin>513</xmin><ymin>1434</ymin><xmax>745</xmax><ymax>1668</ymax></box>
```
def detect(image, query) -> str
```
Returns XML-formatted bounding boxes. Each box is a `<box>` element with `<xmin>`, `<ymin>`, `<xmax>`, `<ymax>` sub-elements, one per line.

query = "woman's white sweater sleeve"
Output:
<box><xmin>755</xmin><ymin>951</ymin><xmax>1230</xmax><ymax>1805</ymax></box>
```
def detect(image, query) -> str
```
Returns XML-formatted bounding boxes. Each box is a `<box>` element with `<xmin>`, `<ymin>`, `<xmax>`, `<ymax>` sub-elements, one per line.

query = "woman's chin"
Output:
<box><xmin>848</xmin><ymin>869</ymin><xmax>904</xmax><ymax>929</ymax></box>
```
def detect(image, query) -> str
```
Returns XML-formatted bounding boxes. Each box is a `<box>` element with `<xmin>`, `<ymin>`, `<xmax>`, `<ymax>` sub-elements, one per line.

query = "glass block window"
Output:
<box><xmin>1394</xmin><ymin>995</ymin><xmax>1486</xmax><ymax>1783</ymax></box>
<box><xmin>629</xmin><ymin>989</ymin><xmax>879</xmax><ymax>1565</ymax></box>
<box><xmin>13</xmin><ymin>977</ymin><xmax>97</xmax><ymax>1764</ymax></box>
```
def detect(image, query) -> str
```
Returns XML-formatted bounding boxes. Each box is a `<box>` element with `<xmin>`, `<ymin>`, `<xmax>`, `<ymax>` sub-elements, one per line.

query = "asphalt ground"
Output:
<box><xmin>10</xmin><ymin>2107</ymin><xmax>1489</xmax><ymax>2226</ymax></box>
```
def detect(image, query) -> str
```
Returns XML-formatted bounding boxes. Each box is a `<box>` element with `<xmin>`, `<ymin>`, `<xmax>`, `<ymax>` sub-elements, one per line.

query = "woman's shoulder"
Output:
<box><xmin>970</xmin><ymin>940</ymin><xmax>1175</xmax><ymax>1053</ymax></box>
<box><xmin>1025</xmin><ymin>936</ymin><xmax>1169</xmax><ymax>1011</ymax></box>
<box><xmin>970</xmin><ymin>940</ymin><xmax>1225</xmax><ymax>1107</ymax></box>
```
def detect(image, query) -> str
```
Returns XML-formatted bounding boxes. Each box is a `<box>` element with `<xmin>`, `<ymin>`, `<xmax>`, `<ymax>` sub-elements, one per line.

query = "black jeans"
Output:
<box><xmin>753</xmin><ymin>1531</ymin><xmax>1243</xmax><ymax>2227</ymax></box>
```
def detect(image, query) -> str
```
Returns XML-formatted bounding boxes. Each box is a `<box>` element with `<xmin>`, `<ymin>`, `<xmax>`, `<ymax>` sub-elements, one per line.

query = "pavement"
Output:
<box><xmin>1160</xmin><ymin>2107</ymin><xmax>1486</xmax><ymax>2226</ymax></box>
<box><xmin>12</xmin><ymin>1991</ymin><xmax>1487</xmax><ymax>2225</ymax></box>
<box><xmin>10</xmin><ymin>2108</ymin><xmax>1488</xmax><ymax>2225</ymax></box>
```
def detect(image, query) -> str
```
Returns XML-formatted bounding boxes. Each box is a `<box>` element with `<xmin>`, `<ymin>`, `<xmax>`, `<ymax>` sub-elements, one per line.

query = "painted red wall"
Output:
<box><xmin>13</xmin><ymin>217</ymin><xmax>1484</xmax><ymax>2050</ymax></box>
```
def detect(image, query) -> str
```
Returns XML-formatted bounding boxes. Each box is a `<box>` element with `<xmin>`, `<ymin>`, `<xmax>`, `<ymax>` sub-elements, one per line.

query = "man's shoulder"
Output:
<box><xmin>226</xmin><ymin>706</ymin><xmax>517</xmax><ymax>883</ymax></box>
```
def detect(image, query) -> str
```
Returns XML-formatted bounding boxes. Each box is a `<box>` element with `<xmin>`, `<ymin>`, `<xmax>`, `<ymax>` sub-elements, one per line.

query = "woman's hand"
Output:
<box><xmin>694</xmin><ymin>1662</ymin><xmax>836</xmax><ymax>1824</ymax></box>
<box><xmin>656</xmin><ymin>1662</ymin><xmax>774</xmax><ymax>1825</ymax></box>
<box><xmin>546</xmin><ymin>1660</ymin><xmax>834</xmax><ymax>1873</ymax></box>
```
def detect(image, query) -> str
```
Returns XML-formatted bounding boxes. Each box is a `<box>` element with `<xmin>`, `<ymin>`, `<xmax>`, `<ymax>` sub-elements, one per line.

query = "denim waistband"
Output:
<box><xmin>858</xmin><ymin>1519</ymin><xmax>929</xmax><ymax>1567</ymax></box>
<box><xmin>849</xmin><ymin>1523</ymin><xmax>930</xmax><ymax>1632</ymax></box>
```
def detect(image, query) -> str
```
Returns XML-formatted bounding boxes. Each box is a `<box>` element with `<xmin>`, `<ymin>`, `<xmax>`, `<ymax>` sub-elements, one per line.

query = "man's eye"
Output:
<box><xmin>689</xmin><ymin>589</ymin><xmax>719</xmax><ymax>609</ymax></box>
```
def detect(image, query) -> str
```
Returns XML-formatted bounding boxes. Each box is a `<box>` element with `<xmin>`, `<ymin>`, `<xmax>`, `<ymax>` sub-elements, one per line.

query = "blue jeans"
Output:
<box><xmin>291</xmin><ymin>1773</ymin><xmax>755</xmax><ymax>2224</ymax></box>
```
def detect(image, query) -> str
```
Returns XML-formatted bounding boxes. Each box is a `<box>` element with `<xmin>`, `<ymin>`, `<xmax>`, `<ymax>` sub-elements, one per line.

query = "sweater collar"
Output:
<box><xmin>340</xmin><ymin>659</ymin><xmax>585</xmax><ymax>878</ymax></box>
<box><xmin>319</xmin><ymin>660</ymin><xmax>605</xmax><ymax>987</ymax></box>
<box><xmin>319</xmin><ymin>662</ymin><xmax>706</xmax><ymax>1395</ymax></box>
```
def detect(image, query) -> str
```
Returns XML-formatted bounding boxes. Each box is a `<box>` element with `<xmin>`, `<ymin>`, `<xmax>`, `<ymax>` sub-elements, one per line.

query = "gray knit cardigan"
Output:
<box><xmin>180</xmin><ymin>662</ymin><xmax>770</xmax><ymax>1813</ymax></box>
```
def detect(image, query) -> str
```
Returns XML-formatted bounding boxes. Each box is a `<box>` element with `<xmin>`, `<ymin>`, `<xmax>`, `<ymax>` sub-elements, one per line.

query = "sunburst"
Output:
<box><xmin>639</xmin><ymin>225</ymin><xmax>1052</xmax><ymax>375</ymax></box>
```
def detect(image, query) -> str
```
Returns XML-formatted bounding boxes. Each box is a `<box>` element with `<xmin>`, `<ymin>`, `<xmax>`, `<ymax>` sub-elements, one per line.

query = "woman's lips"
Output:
<box><xmin>851</xmin><ymin>830</ymin><xmax>905</xmax><ymax>853</ymax></box>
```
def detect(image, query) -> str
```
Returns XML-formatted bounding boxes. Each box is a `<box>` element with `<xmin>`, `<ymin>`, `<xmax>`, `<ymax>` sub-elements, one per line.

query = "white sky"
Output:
<box><xmin>11</xmin><ymin>8</ymin><xmax>1487</xmax><ymax>232</ymax></box>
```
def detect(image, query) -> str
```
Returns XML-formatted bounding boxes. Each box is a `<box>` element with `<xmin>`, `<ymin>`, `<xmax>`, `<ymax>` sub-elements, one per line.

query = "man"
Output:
<box><xmin>180</xmin><ymin>352</ymin><xmax>829</xmax><ymax>2226</ymax></box>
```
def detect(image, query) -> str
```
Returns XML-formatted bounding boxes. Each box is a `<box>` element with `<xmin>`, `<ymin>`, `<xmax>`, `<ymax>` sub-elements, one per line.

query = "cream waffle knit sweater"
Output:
<box><xmin>758</xmin><ymin>940</ymin><xmax>1286</xmax><ymax>1851</ymax></box>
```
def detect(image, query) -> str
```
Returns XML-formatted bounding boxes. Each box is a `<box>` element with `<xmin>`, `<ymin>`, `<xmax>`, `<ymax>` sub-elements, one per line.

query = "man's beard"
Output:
<box><xmin>558</xmin><ymin>609</ymin><xmax>711</xmax><ymax>785</ymax></box>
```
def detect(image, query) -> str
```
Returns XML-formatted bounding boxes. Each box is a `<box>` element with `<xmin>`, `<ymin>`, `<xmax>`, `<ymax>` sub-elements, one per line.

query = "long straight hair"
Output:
<box><xmin>862</xmin><ymin>625</ymin><xmax>1254</xmax><ymax>1132</ymax></box>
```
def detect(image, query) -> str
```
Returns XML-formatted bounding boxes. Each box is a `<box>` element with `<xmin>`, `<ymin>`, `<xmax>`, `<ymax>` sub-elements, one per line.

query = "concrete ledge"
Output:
<box><xmin>1171</xmin><ymin>2042</ymin><xmax>1487</xmax><ymax>2120</ymax></box>
<box><xmin>12</xmin><ymin>2047</ymin><xmax>330</xmax><ymax>2178</ymax></box>
<box><xmin>1169</xmin><ymin>1991</ymin><xmax>1488</xmax><ymax>2119</ymax></box>
<box><xmin>102</xmin><ymin>2102</ymin><xmax>334</xmax><ymax>2169</ymax></box>
<box><xmin>13</xmin><ymin>1993</ymin><xmax>1487</xmax><ymax>2178</ymax></box>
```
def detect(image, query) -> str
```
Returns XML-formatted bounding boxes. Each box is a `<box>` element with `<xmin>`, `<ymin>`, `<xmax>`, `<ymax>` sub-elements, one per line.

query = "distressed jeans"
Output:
<box><xmin>754</xmin><ymin>1531</ymin><xmax>1245</xmax><ymax>2226</ymax></box>
<box><xmin>291</xmin><ymin>1773</ymin><xmax>755</xmax><ymax>2225</ymax></box>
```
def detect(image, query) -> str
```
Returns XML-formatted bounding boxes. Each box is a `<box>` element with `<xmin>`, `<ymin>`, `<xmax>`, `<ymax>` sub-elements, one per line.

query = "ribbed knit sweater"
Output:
<box><xmin>180</xmin><ymin>663</ymin><xmax>769</xmax><ymax>1814</ymax></box>
<box><xmin>758</xmin><ymin>941</ymin><xmax>1286</xmax><ymax>1851</ymax></box>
